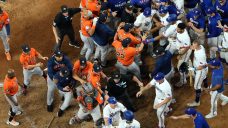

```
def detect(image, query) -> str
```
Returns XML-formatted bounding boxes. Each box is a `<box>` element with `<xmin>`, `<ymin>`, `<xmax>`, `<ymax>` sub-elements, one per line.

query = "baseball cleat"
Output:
<box><xmin>205</xmin><ymin>113</ymin><xmax>217</xmax><ymax>119</ymax></box>
<box><xmin>221</xmin><ymin>100</ymin><xmax>228</xmax><ymax>106</ymax></box>
<box><xmin>57</xmin><ymin>109</ymin><xmax>64</xmax><ymax>117</ymax></box>
<box><xmin>187</xmin><ymin>101</ymin><xmax>200</xmax><ymax>107</ymax></box>
<box><xmin>47</xmin><ymin>104</ymin><xmax>53</xmax><ymax>112</ymax></box>
<box><xmin>6</xmin><ymin>120</ymin><xmax>20</xmax><ymax>126</ymax></box>
<box><xmin>5</xmin><ymin>52</ymin><xmax>11</xmax><ymax>61</ymax></box>
<box><xmin>8</xmin><ymin>111</ymin><xmax>22</xmax><ymax>116</ymax></box>
<box><xmin>69</xmin><ymin>117</ymin><xmax>77</xmax><ymax>125</ymax></box>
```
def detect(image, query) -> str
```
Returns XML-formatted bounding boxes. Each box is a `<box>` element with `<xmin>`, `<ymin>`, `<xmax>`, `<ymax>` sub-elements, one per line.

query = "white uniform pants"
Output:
<box><xmin>5</xmin><ymin>94</ymin><xmax>19</xmax><ymax>113</ymax></box>
<box><xmin>58</xmin><ymin>90</ymin><xmax>72</xmax><ymax>110</ymax></box>
<box><xmin>0</xmin><ymin>26</ymin><xmax>9</xmax><ymax>52</ymax></box>
<box><xmin>47</xmin><ymin>75</ymin><xmax>57</xmax><ymax>106</ymax></box>
<box><xmin>94</xmin><ymin>43</ymin><xmax>109</xmax><ymax>66</ymax></box>
<box><xmin>80</xmin><ymin>31</ymin><xmax>94</xmax><ymax>60</ymax></box>
<box><xmin>194</xmin><ymin>69</ymin><xmax>208</xmax><ymax>90</ymax></box>
<box><xmin>77</xmin><ymin>104</ymin><xmax>101</xmax><ymax>122</ymax></box>
<box><xmin>209</xmin><ymin>90</ymin><xmax>228</xmax><ymax>115</ymax></box>
<box><xmin>23</xmin><ymin>67</ymin><xmax>43</xmax><ymax>86</ymax></box>
<box><xmin>165</xmin><ymin>40</ymin><xmax>178</xmax><ymax>55</ymax></box>
<box><xmin>208</xmin><ymin>35</ymin><xmax>222</xmax><ymax>58</ymax></box>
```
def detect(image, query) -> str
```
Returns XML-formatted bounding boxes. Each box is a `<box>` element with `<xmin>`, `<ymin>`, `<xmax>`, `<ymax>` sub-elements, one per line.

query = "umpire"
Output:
<box><xmin>53</xmin><ymin>5</ymin><xmax>82</xmax><ymax>50</ymax></box>
<box><xmin>105</xmin><ymin>70</ymin><xmax>143</xmax><ymax>112</ymax></box>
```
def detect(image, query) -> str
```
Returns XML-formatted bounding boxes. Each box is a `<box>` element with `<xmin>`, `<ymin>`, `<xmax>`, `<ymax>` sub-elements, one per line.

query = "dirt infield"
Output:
<box><xmin>0</xmin><ymin>0</ymin><xmax>228</xmax><ymax>128</ymax></box>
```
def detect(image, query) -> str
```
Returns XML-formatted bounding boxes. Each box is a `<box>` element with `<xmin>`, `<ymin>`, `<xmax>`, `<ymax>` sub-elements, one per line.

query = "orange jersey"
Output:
<box><xmin>73</xmin><ymin>60</ymin><xmax>93</xmax><ymax>80</ymax></box>
<box><xmin>87</xmin><ymin>71</ymin><xmax>101</xmax><ymax>88</ymax></box>
<box><xmin>0</xmin><ymin>11</ymin><xmax>9</xmax><ymax>30</ymax></box>
<box><xmin>116</xmin><ymin>29</ymin><xmax>141</xmax><ymax>47</ymax></box>
<box><xmin>112</xmin><ymin>40</ymin><xmax>138</xmax><ymax>66</ymax></box>
<box><xmin>19</xmin><ymin>48</ymin><xmax>39</xmax><ymax>69</ymax></box>
<box><xmin>86</xmin><ymin>0</ymin><xmax>100</xmax><ymax>16</ymax></box>
<box><xmin>80</xmin><ymin>0</ymin><xmax>87</xmax><ymax>8</ymax></box>
<box><xmin>3</xmin><ymin>76</ymin><xmax>19</xmax><ymax>96</ymax></box>
<box><xmin>81</xmin><ymin>16</ymin><xmax>93</xmax><ymax>37</ymax></box>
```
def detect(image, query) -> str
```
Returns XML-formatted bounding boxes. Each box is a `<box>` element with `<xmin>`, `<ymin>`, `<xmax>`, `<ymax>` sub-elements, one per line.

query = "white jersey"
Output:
<box><xmin>193</xmin><ymin>45</ymin><xmax>207</xmax><ymax>67</ymax></box>
<box><xmin>176</xmin><ymin>29</ymin><xmax>191</xmax><ymax>49</ymax></box>
<box><xmin>163</xmin><ymin>20</ymin><xmax>182</xmax><ymax>42</ymax></box>
<box><xmin>159</xmin><ymin>13</ymin><xmax>170</xmax><ymax>26</ymax></box>
<box><xmin>149</xmin><ymin>79</ymin><xmax>172</xmax><ymax>100</ymax></box>
<box><xmin>134</xmin><ymin>9</ymin><xmax>157</xmax><ymax>31</ymax></box>
<box><xmin>103</xmin><ymin>102</ymin><xmax>127</xmax><ymax>124</ymax></box>
<box><xmin>221</xmin><ymin>32</ymin><xmax>228</xmax><ymax>48</ymax></box>
<box><xmin>172</xmin><ymin>0</ymin><xmax>184</xmax><ymax>11</ymax></box>
<box><xmin>118</xmin><ymin>119</ymin><xmax>141</xmax><ymax>128</ymax></box>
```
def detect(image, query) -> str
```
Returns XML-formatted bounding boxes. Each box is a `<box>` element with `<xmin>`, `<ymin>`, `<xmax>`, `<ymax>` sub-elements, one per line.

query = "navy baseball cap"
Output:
<box><xmin>60</xmin><ymin>67</ymin><xmax>70</xmax><ymax>77</ymax></box>
<box><xmin>98</xmin><ymin>12</ymin><xmax>108</xmax><ymax>22</ymax></box>
<box><xmin>108</xmin><ymin>97</ymin><xmax>117</xmax><ymax>104</ymax></box>
<box><xmin>79</xmin><ymin>57</ymin><xmax>87</xmax><ymax>66</ymax></box>
<box><xmin>61</xmin><ymin>5</ymin><xmax>68</xmax><ymax>13</ymax></box>
<box><xmin>208</xmin><ymin>59</ymin><xmax>221</xmax><ymax>67</ymax></box>
<box><xmin>54</xmin><ymin>50</ymin><xmax>63</xmax><ymax>57</ymax></box>
<box><xmin>143</xmin><ymin>7</ymin><xmax>152</xmax><ymax>17</ymax></box>
<box><xmin>206</xmin><ymin>7</ymin><xmax>216</xmax><ymax>14</ymax></box>
<box><xmin>122</xmin><ymin>38</ymin><xmax>132</xmax><ymax>47</ymax></box>
<box><xmin>112</xmin><ymin>71</ymin><xmax>121</xmax><ymax>79</ymax></box>
<box><xmin>123</xmin><ymin>23</ymin><xmax>134</xmax><ymax>32</ymax></box>
<box><xmin>93</xmin><ymin>64</ymin><xmax>102</xmax><ymax>73</ymax></box>
<box><xmin>21</xmin><ymin>44</ymin><xmax>31</xmax><ymax>53</ymax></box>
<box><xmin>167</xmin><ymin>14</ymin><xmax>177</xmax><ymax>23</ymax></box>
<box><xmin>159</xmin><ymin>5</ymin><xmax>168</xmax><ymax>14</ymax></box>
<box><xmin>185</xmin><ymin>108</ymin><xmax>197</xmax><ymax>116</ymax></box>
<box><xmin>154</xmin><ymin>72</ymin><xmax>165</xmax><ymax>81</ymax></box>
<box><xmin>154</xmin><ymin>47</ymin><xmax>165</xmax><ymax>55</ymax></box>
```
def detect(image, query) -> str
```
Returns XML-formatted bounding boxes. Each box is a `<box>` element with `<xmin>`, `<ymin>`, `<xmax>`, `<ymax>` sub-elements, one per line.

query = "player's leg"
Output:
<box><xmin>156</xmin><ymin>104</ymin><xmax>167</xmax><ymax>128</ymax></box>
<box><xmin>80</xmin><ymin>32</ymin><xmax>89</xmax><ymax>56</ymax></box>
<box><xmin>100</xmin><ymin>44</ymin><xmax>109</xmax><ymax>66</ymax></box>
<box><xmin>55</xmin><ymin>31</ymin><xmax>65</xmax><ymax>51</ymax></box>
<box><xmin>69</xmin><ymin>105</ymin><xmax>89</xmax><ymax>125</ymax></box>
<box><xmin>80</xmin><ymin>32</ymin><xmax>94</xmax><ymax>60</ymax></box>
<box><xmin>46</xmin><ymin>75</ymin><xmax>56</xmax><ymax>112</ymax></box>
<box><xmin>220</xmin><ymin>93</ymin><xmax>228</xmax><ymax>106</ymax></box>
<box><xmin>90</xmin><ymin>105</ymin><xmax>102</xmax><ymax>123</ymax></box>
<box><xmin>67</xmin><ymin>27</ymin><xmax>80</xmax><ymax>48</ymax></box>
<box><xmin>128</xmin><ymin>62</ymin><xmax>141</xmax><ymax>80</ymax></box>
<box><xmin>206</xmin><ymin>91</ymin><xmax>220</xmax><ymax>118</ymax></box>
<box><xmin>32</xmin><ymin>67</ymin><xmax>46</xmax><ymax>79</ymax></box>
<box><xmin>22</xmin><ymin>69</ymin><xmax>32</xmax><ymax>95</ymax></box>
<box><xmin>94</xmin><ymin>43</ymin><xmax>101</xmax><ymax>61</ymax></box>
<box><xmin>0</xmin><ymin>27</ymin><xmax>11</xmax><ymax>60</ymax></box>
<box><xmin>58</xmin><ymin>91</ymin><xmax>73</xmax><ymax>117</ymax></box>
<box><xmin>115</xmin><ymin>61</ymin><xmax>128</xmax><ymax>75</ymax></box>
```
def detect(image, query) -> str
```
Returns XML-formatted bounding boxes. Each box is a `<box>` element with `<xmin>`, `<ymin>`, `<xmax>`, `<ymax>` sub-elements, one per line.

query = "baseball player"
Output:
<box><xmin>118</xmin><ymin>110</ymin><xmax>141</xmax><ymax>128</ymax></box>
<box><xmin>186</xmin><ymin>9</ymin><xmax>205</xmax><ymax>45</ymax></box>
<box><xmin>84</xmin><ymin>0</ymin><xmax>101</xmax><ymax>16</ymax></box>
<box><xmin>0</xmin><ymin>7</ymin><xmax>11</xmax><ymax>60</ymax></box>
<box><xmin>159</xmin><ymin>0</ymin><xmax>180</xmax><ymax>16</ymax></box>
<box><xmin>91</xmin><ymin>12</ymin><xmax>115</xmax><ymax>67</ymax></box>
<box><xmin>112</xmin><ymin>38</ymin><xmax>144</xmax><ymax>80</ymax></box>
<box><xmin>187</xmin><ymin>39</ymin><xmax>208</xmax><ymax>107</ymax></box>
<box><xmin>136</xmin><ymin>72</ymin><xmax>172</xmax><ymax>128</ymax></box>
<box><xmin>204</xmin><ymin>59</ymin><xmax>228</xmax><ymax>118</ymax></box>
<box><xmin>170</xmin><ymin>108</ymin><xmax>210</xmax><ymax>128</ymax></box>
<box><xmin>73</xmin><ymin>57</ymin><xmax>93</xmax><ymax>85</ymax></box>
<box><xmin>130</xmin><ymin>0</ymin><xmax>152</xmax><ymax>11</ymax></box>
<box><xmin>53</xmin><ymin>5</ymin><xmax>81</xmax><ymax>50</ymax></box>
<box><xmin>3</xmin><ymin>69</ymin><xmax>22</xmax><ymax>126</ymax></box>
<box><xmin>218</xmin><ymin>24</ymin><xmax>228</xmax><ymax>64</ymax></box>
<box><xmin>215</xmin><ymin>0</ymin><xmax>228</xmax><ymax>25</ymax></box>
<box><xmin>80</xmin><ymin>10</ymin><xmax>96</xmax><ymax>61</ymax></box>
<box><xmin>120</xmin><ymin>3</ymin><xmax>135</xmax><ymax>24</ymax></box>
<box><xmin>47</xmin><ymin>50</ymin><xmax>72</xmax><ymax>112</ymax></box>
<box><xmin>198</xmin><ymin>0</ymin><xmax>213</xmax><ymax>16</ymax></box>
<box><xmin>19</xmin><ymin>44</ymin><xmax>48</xmax><ymax>95</ymax></box>
<box><xmin>175</xmin><ymin>23</ymin><xmax>192</xmax><ymax>86</ymax></box>
<box><xmin>206</xmin><ymin>7</ymin><xmax>223</xmax><ymax>59</ymax></box>
<box><xmin>69</xmin><ymin>83</ymin><xmax>103</xmax><ymax>126</ymax></box>
<box><xmin>103</xmin><ymin>97</ymin><xmax>127</xmax><ymax>127</ymax></box>
<box><xmin>53</xmin><ymin>67</ymin><xmax>75</xmax><ymax>117</ymax></box>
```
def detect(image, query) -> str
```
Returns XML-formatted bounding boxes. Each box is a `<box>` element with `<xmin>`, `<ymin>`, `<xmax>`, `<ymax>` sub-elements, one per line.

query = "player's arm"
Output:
<box><xmin>132</xmin><ymin>76</ymin><xmax>143</xmax><ymax>87</ymax></box>
<box><xmin>88</xmin><ymin>17</ymin><xmax>99</xmax><ymax>36</ymax></box>
<box><xmin>136</xmin><ymin>42</ymin><xmax>144</xmax><ymax>53</ymax></box>
<box><xmin>170</xmin><ymin>114</ymin><xmax>191</xmax><ymax>120</ymax></box>
<box><xmin>136</xmin><ymin>82</ymin><xmax>153</xmax><ymax>97</ymax></box>
<box><xmin>154</xmin><ymin>96</ymin><xmax>172</xmax><ymax>109</ymax></box>
<box><xmin>69</xmin><ymin>8</ymin><xmax>82</xmax><ymax>15</ymax></box>
<box><xmin>24</xmin><ymin>62</ymin><xmax>43</xmax><ymax>70</ymax></box>
<box><xmin>52</xmin><ymin>21</ymin><xmax>60</xmax><ymax>43</ymax></box>
<box><xmin>188</xmin><ymin>22</ymin><xmax>204</xmax><ymax>33</ymax></box>
<box><xmin>73</xmin><ymin>70</ymin><xmax>86</xmax><ymax>85</ymax></box>
<box><xmin>37</xmin><ymin>52</ymin><xmax>48</xmax><ymax>60</ymax></box>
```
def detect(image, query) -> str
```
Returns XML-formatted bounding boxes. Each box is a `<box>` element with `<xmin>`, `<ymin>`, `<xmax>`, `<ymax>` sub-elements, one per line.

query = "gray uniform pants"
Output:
<box><xmin>189</xmin><ymin>29</ymin><xmax>205</xmax><ymax>45</ymax></box>
<box><xmin>94</xmin><ymin>43</ymin><xmax>109</xmax><ymax>66</ymax></box>
<box><xmin>47</xmin><ymin>75</ymin><xmax>57</xmax><ymax>106</ymax></box>
<box><xmin>115</xmin><ymin>61</ymin><xmax>141</xmax><ymax>80</ymax></box>
<box><xmin>80</xmin><ymin>31</ymin><xmax>95</xmax><ymax>60</ymax></box>
<box><xmin>58</xmin><ymin>90</ymin><xmax>73</xmax><ymax>110</ymax></box>
<box><xmin>23</xmin><ymin>67</ymin><xmax>43</xmax><ymax>86</ymax></box>
<box><xmin>77</xmin><ymin>104</ymin><xmax>101</xmax><ymax>122</ymax></box>
<box><xmin>5</xmin><ymin>94</ymin><xmax>19</xmax><ymax>113</ymax></box>
<box><xmin>0</xmin><ymin>26</ymin><xmax>9</xmax><ymax>52</ymax></box>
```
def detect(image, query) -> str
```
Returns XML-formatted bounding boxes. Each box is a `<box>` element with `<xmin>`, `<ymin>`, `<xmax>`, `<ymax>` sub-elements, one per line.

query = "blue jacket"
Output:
<box><xmin>91</xmin><ymin>21</ymin><xmax>115</xmax><ymax>46</ymax></box>
<box><xmin>47</xmin><ymin>55</ymin><xmax>73</xmax><ymax>80</ymax></box>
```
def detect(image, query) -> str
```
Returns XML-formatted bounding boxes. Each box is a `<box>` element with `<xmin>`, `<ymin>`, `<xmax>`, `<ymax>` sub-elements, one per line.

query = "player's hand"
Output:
<box><xmin>136</xmin><ymin>91</ymin><xmax>143</xmax><ymax>98</ymax></box>
<box><xmin>170</xmin><ymin>116</ymin><xmax>178</xmax><ymax>120</ymax></box>
<box><xmin>42</xmin><ymin>57</ymin><xmax>48</xmax><ymax>60</ymax></box>
<box><xmin>63</xmin><ymin>86</ymin><xmax>70</xmax><ymax>91</ymax></box>
<box><xmin>92</xmin><ymin>17</ymin><xmax>98</xmax><ymax>26</ymax></box>
<box><xmin>154</xmin><ymin>104</ymin><xmax>160</xmax><ymax>109</ymax></box>
<box><xmin>138</xmin><ymin>82</ymin><xmax>143</xmax><ymax>87</ymax></box>
<box><xmin>187</xmin><ymin>22</ymin><xmax>194</xmax><ymax>27</ymax></box>
<box><xmin>112</xmin><ymin>11</ymin><xmax>117</xmax><ymax>17</ymax></box>
<box><xmin>188</xmin><ymin>67</ymin><xmax>196</xmax><ymax>71</ymax></box>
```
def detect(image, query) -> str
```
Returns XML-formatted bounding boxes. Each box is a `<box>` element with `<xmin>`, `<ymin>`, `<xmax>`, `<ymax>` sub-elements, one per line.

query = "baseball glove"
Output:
<box><xmin>179</xmin><ymin>62</ymin><xmax>189</xmax><ymax>73</ymax></box>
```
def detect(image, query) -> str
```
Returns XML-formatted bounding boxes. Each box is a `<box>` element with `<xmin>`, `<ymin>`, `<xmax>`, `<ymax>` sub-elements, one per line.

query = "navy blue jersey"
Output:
<box><xmin>194</xmin><ymin>112</ymin><xmax>210</xmax><ymax>128</ymax></box>
<box><xmin>130</xmin><ymin>0</ymin><xmax>151</xmax><ymax>10</ymax></box>
<box><xmin>54</xmin><ymin>72</ymin><xmax>72</xmax><ymax>92</ymax></box>
<box><xmin>211</xmin><ymin>64</ymin><xmax>224</xmax><ymax>93</ymax></box>
<box><xmin>199</xmin><ymin>0</ymin><xmax>213</xmax><ymax>15</ymax></box>
<box><xmin>47</xmin><ymin>55</ymin><xmax>73</xmax><ymax>80</ymax></box>
<box><xmin>107</xmin><ymin>0</ymin><xmax>128</xmax><ymax>15</ymax></box>
<box><xmin>187</xmin><ymin>11</ymin><xmax>205</xmax><ymax>30</ymax></box>
<box><xmin>207</xmin><ymin>13</ymin><xmax>222</xmax><ymax>38</ymax></box>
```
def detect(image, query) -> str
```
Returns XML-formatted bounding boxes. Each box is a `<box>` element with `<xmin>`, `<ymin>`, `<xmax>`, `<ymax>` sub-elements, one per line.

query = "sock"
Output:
<box><xmin>42</xmin><ymin>71</ymin><xmax>47</xmax><ymax>79</ymax></box>
<box><xmin>9</xmin><ymin>111</ymin><xmax>16</xmax><ymax>121</ymax></box>
<box><xmin>195</xmin><ymin>89</ymin><xmax>201</xmax><ymax>103</ymax></box>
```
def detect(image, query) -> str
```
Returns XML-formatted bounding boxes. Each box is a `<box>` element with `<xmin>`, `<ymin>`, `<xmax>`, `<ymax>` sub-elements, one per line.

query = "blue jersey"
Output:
<box><xmin>207</xmin><ymin>13</ymin><xmax>222</xmax><ymax>38</ymax></box>
<box><xmin>194</xmin><ymin>112</ymin><xmax>210</xmax><ymax>128</ymax></box>
<box><xmin>151</xmin><ymin>51</ymin><xmax>172</xmax><ymax>78</ymax></box>
<box><xmin>187</xmin><ymin>11</ymin><xmax>205</xmax><ymax>30</ymax></box>
<box><xmin>214</xmin><ymin>0</ymin><xmax>228</xmax><ymax>24</ymax></box>
<box><xmin>54</xmin><ymin>72</ymin><xmax>72</xmax><ymax>92</ymax></box>
<box><xmin>167</xmin><ymin>5</ymin><xmax>180</xmax><ymax>15</ymax></box>
<box><xmin>211</xmin><ymin>64</ymin><xmax>224</xmax><ymax>93</ymax></box>
<box><xmin>130</xmin><ymin>0</ymin><xmax>151</xmax><ymax>10</ymax></box>
<box><xmin>47</xmin><ymin>55</ymin><xmax>73</xmax><ymax>80</ymax></box>
<box><xmin>107</xmin><ymin>0</ymin><xmax>128</xmax><ymax>15</ymax></box>
<box><xmin>184</xmin><ymin>0</ymin><xmax>198</xmax><ymax>8</ymax></box>
<box><xmin>199</xmin><ymin>0</ymin><xmax>213</xmax><ymax>15</ymax></box>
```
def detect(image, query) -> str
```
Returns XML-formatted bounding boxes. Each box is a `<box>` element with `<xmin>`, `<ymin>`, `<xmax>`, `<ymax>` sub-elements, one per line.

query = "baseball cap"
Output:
<box><xmin>143</xmin><ymin>7</ymin><xmax>152</xmax><ymax>17</ymax></box>
<box><xmin>123</xmin><ymin>110</ymin><xmax>134</xmax><ymax>121</ymax></box>
<box><xmin>61</xmin><ymin>5</ymin><xmax>68</xmax><ymax>13</ymax></box>
<box><xmin>21</xmin><ymin>44</ymin><xmax>31</xmax><ymax>53</ymax></box>
<box><xmin>54</xmin><ymin>50</ymin><xmax>63</xmax><ymax>57</ymax></box>
<box><xmin>192</xmin><ymin>8</ymin><xmax>202</xmax><ymax>16</ymax></box>
<box><xmin>93</xmin><ymin>64</ymin><xmax>102</xmax><ymax>73</ymax></box>
<box><xmin>185</xmin><ymin>108</ymin><xmax>197</xmax><ymax>116</ymax></box>
<box><xmin>108</xmin><ymin>97</ymin><xmax>117</xmax><ymax>104</ymax></box>
<box><xmin>159</xmin><ymin>5</ymin><xmax>168</xmax><ymax>14</ymax></box>
<box><xmin>79</xmin><ymin>57</ymin><xmax>87</xmax><ymax>66</ymax></box>
<box><xmin>123</xmin><ymin>23</ymin><xmax>134</xmax><ymax>32</ymax></box>
<box><xmin>125</xmin><ymin>3</ymin><xmax>133</xmax><ymax>10</ymax></box>
<box><xmin>206</xmin><ymin>7</ymin><xmax>216</xmax><ymax>14</ymax></box>
<box><xmin>60</xmin><ymin>67</ymin><xmax>70</xmax><ymax>77</ymax></box>
<box><xmin>122</xmin><ymin>38</ymin><xmax>132</xmax><ymax>47</ymax></box>
<box><xmin>154</xmin><ymin>47</ymin><xmax>165</xmax><ymax>55</ymax></box>
<box><xmin>208</xmin><ymin>59</ymin><xmax>221</xmax><ymax>67</ymax></box>
<box><xmin>154</xmin><ymin>72</ymin><xmax>165</xmax><ymax>81</ymax></box>
<box><xmin>98</xmin><ymin>12</ymin><xmax>108</xmax><ymax>22</ymax></box>
<box><xmin>112</xmin><ymin>71</ymin><xmax>121</xmax><ymax>79</ymax></box>
<box><xmin>166</xmin><ymin>14</ymin><xmax>177</xmax><ymax>23</ymax></box>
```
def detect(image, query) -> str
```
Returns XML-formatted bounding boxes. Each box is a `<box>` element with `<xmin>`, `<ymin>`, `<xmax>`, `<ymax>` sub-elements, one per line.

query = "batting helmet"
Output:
<box><xmin>123</xmin><ymin>110</ymin><xmax>134</xmax><ymax>121</ymax></box>
<box><xmin>154</xmin><ymin>72</ymin><xmax>165</xmax><ymax>81</ymax></box>
<box><xmin>179</xmin><ymin>62</ymin><xmax>189</xmax><ymax>73</ymax></box>
<box><xmin>185</xmin><ymin>108</ymin><xmax>197</xmax><ymax>116</ymax></box>
<box><xmin>108</xmin><ymin>97</ymin><xmax>117</xmax><ymax>104</ymax></box>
